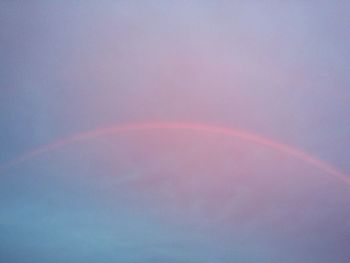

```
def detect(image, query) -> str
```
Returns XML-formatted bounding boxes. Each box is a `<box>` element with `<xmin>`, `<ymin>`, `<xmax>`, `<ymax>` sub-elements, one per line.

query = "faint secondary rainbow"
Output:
<box><xmin>1</xmin><ymin>122</ymin><xmax>349</xmax><ymax>185</ymax></box>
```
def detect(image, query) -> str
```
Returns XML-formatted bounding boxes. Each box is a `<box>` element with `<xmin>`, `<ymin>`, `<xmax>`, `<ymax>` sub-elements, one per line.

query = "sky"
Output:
<box><xmin>1</xmin><ymin>1</ymin><xmax>350</xmax><ymax>262</ymax></box>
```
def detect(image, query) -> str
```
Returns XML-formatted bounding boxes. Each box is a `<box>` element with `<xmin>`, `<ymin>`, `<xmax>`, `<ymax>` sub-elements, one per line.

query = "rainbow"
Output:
<box><xmin>1</xmin><ymin>122</ymin><xmax>349</xmax><ymax>185</ymax></box>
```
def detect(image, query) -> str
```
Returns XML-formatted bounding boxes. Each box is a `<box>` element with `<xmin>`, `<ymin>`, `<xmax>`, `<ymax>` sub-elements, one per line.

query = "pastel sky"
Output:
<box><xmin>1</xmin><ymin>1</ymin><xmax>350</xmax><ymax>262</ymax></box>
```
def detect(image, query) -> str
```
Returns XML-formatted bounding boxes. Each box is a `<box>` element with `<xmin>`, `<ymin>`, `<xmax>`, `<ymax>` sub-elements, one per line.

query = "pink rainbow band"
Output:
<box><xmin>1</xmin><ymin>122</ymin><xmax>349</xmax><ymax>185</ymax></box>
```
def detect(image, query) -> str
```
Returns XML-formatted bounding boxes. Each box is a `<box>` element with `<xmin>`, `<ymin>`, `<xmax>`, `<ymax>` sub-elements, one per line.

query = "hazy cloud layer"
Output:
<box><xmin>1</xmin><ymin>1</ymin><xmax>350</xmax><ymax>262</ymax></box>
